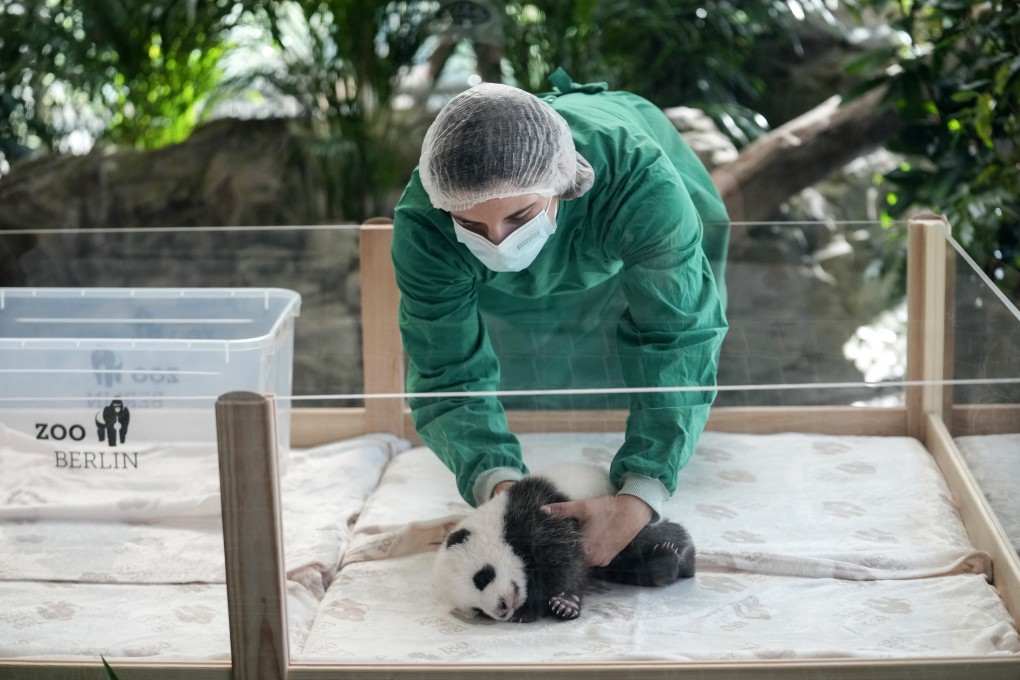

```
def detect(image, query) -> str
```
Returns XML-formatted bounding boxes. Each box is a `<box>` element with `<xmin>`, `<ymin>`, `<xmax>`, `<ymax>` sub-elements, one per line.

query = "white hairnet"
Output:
<box><xmin>419</xmin><ymin>82</ymin><xmax>595</xmax><ymax>212</ymax></box>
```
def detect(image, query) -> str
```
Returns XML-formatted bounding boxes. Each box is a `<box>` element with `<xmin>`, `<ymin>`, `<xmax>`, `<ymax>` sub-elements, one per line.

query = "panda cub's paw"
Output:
<box><xmin>548</xmin><ymin>592</ymin><xmax>581</xmax><ymax>620</ymax></box>
<box><xmin>652</xmin><ymin>541</ymin><xmax>679</xmax><ymax>555</ymax></box>
<box><xmin>644</xmin><ymin>539</ymin><xmax>696</xmax><ymax>586</ymax></box>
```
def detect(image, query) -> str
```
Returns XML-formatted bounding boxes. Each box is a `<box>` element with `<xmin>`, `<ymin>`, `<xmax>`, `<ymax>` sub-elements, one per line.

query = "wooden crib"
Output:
<box><xmin>4</xmin><ymin>214</ymin><xmax>1019</xmax><ymax>679</ymax></box>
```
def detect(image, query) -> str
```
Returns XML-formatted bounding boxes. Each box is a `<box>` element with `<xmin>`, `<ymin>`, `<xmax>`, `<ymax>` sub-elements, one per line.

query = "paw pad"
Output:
<box><xmin>549</xmin><ymin>592</ymin><xmax>581</xmax><ymax>620</ymax></box>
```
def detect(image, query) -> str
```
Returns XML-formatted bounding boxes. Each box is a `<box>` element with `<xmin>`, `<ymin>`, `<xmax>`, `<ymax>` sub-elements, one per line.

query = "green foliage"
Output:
<box><xmin>848</xmin><ymin>0</ymin><xmax>1020</xmax><ymax>286</ymax></box>
<box><xmin>0</xmin><ymin>0</ymin><xmax>241</xmax><ymax>151</ymax></box>
<box><xmin>0</xmin><ymin>0</ymin><xmax>843</xmax><ymax>163</ymax></box>
<box><xmin>3</xmin><ymin>0</ymin><xmax>1018</xmax><ymax>279</ymax></box>
<box><xmin>1</xmin><ymin>0</ymin><xmax>88</xmax><ymax>159</ymax></box>
<box><xmin>104</xmin><ymin>28</ymin><xmax>227</xmax><ymax>148</ymax></box>
<box><xmin>220</xmin><ymin>0</ymin><xmax>434</xmax><ymax>219</ymax></box>
<box><xmin>501</xmin><ymin>1</ymin><xmax>846</xmax><ymax>146</ymax></box>
<box><xmin>0</xmin><ymin>0</ymin><xmax>434</xmax><ymax>218</ymax></box>
<box><xmin>229</xmin><ymin>0</ymin><xmax>431</xmax><ymax>123</ymax></box>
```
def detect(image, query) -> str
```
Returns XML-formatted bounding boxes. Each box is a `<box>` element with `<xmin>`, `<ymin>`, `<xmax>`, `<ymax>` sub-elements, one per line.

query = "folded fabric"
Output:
<box><xmin>279</xmin><ymin>434</ymin><xmax>409</xmax><ymax>587</ymax></box>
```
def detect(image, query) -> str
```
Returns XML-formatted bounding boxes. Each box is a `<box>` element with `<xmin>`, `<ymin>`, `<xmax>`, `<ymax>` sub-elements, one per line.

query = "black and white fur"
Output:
<box><xmin>434</xmin><ymin>463</ymin><xmax>695</xmax><ymax>623</ymax></box>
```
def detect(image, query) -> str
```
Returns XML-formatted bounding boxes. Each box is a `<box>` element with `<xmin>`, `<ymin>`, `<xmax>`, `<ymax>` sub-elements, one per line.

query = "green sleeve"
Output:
<box><xmin>602</xmin><ymin>145</ymin><xmax>728</xmax><ymax>496</ymax></box>
<box><xmin>392</xmin><ymin>175</ymin><xmax>526</xmax><ymax>505</ymax></box>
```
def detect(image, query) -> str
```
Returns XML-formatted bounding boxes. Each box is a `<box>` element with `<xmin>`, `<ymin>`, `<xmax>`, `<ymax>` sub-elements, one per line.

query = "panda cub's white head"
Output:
<box><xmin>434</xmin><ymin>492</ymin><xmax>527</xmax><ymax>621</ymax></box>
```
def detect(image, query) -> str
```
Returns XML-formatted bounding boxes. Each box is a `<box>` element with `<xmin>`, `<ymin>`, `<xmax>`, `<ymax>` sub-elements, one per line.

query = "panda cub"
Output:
<box><xmin>434</xmin><ymin>463</ymin><xmax>695</xmax><ymax>623</ymax></box>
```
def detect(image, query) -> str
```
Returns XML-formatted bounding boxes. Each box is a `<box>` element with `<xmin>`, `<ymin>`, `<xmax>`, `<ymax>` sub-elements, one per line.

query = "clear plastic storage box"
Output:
<box><xmin>0</xmin><ymin>288</ymin><xmax>301</xmax><ymax>467</ymax></box>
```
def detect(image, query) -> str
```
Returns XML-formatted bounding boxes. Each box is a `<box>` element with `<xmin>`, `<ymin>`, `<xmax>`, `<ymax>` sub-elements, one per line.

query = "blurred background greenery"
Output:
<box><xmin>0</xmin><ymin>0</ymin><xmax>1017</xmax><ymax>295</ymax></box>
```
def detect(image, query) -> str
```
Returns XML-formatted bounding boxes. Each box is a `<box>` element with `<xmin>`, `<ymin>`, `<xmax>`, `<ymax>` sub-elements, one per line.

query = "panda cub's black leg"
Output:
<box><xmin>548</xmin><ymin>591</ymin><xmax>581</xmax><ymax>620</ymax></box>
<box><xmin>593</xmin><ymin>520</ymin><xmax>696</xmax><ymax>587</ymax></box>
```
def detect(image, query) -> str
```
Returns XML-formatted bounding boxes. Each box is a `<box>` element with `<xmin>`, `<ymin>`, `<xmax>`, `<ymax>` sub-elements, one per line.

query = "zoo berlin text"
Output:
<box><xmin>54</xmin><ymin>450</ymin><xmax>139</xmax><ymax>470</ymax></box>
<box><xmin>44</xmin><ymin>398</ymin><xmax>140</xmax><ymax>469</ymax></box>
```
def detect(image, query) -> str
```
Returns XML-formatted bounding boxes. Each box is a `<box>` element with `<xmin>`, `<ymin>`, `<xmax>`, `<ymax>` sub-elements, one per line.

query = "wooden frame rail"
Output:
<box><xmin>360</xmin><ymin>218</ymin><xmax>406</xmax><ymax>438</ymax></box>
<box><xmin>216</xmin><ymin>391</ymin><xmax>290</xmax><ymax>680</ymax></box>
<box><xmin>905</xmin><ymin>212</ymin><xmax>956</xmax><ymax>442</ymax></box>
<box><xmin>290</xmin><ymin>402</ymin><xmax>1018</xmax><ymax>449</ymax></box>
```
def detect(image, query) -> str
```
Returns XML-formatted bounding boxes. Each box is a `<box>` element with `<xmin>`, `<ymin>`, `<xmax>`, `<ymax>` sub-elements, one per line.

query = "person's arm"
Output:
<box><xmin>609</xmin><ymin>154</ymin><xmax>728</xmax><ymax>512</ymax></box>
<box><xmin>549</xmin><ymin>93</ymin><xmax>727</xmax><ymax>515</ymax></box>
<box><xmin>538</xmin><ymin>157</ymin><xmax>727</xmax><ymax>566</ymax></box>
<box><xmin>392</xmin><ymin>176</ymin><xmax>527</xmax><ymax>505</ymax></box>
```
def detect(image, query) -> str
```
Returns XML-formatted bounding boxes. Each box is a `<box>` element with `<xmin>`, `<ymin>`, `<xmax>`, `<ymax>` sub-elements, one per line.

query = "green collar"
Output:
<box><xmin>542</xmin><ymin>67</ymin><xmax>609</xmax><ymax>98</ymax></box>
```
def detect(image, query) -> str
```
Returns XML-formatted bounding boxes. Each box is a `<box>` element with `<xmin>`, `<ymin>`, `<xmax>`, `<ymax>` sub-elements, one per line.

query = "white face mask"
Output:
<box><xmin>452</xmin><ymin>198</ymin><xmax>557</xmax><ymax>272</ymax></box>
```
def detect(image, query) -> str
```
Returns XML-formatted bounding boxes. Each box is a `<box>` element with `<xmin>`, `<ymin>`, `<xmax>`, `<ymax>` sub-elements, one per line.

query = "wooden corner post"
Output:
<box><xmin>215</xmin><ymin>391</ymin><xmax>289</xmax><ymax>680</ymax></box>
<box><xmin>360</xmin><ymin>219</ymin><xmax>406</xmax><ymax>436</ymax></box>
<box><xmin>906</xmin><ymin>213</ymin><xmax>956</xmax><ymax>443</ymax></box>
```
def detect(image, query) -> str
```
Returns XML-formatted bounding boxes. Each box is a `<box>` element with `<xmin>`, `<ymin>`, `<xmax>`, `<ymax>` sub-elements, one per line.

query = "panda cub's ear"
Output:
<box><xmin>445</xmin><ymin>527</ymin><xmax>471</xmax><ymax>548</ymax></box>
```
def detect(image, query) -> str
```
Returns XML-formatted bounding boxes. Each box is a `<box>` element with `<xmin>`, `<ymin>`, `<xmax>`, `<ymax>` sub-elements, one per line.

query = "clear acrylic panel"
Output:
<box><xmin>1</xmin><ymin>219</ymin><xmax>1019</xmax><ymax>671</ymax></box>
<box><xmin>944</xmin><ymin>224</ymin><xmax>1020</xmax><ymax>558</ymax></box>
<box><xmin>949</xmin><ymin>232</ymin><xmax>1020</xmax><ymax>405</ymax></box>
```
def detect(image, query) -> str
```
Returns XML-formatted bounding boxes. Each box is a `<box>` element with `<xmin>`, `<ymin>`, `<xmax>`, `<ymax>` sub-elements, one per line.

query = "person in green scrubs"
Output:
<box><xmin>392</xmin><ymin>69</ymin><xmax>729</xmax><ymax>566</ymax></box>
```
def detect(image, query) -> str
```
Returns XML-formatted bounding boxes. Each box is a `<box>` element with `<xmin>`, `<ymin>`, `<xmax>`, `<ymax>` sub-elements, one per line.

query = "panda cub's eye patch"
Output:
<box><xmin>445</xmin><ymin>528</ymin><xmax>471</xmax><ymax>548</ymax></box>
<box><xmin>473</xmin><ymin>564</ymin><xmax>496</xmax><ymax>591</ymax></box>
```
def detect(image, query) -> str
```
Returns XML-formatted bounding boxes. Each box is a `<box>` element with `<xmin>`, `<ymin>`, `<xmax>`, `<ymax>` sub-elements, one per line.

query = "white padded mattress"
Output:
<box><xmin>1</xmin><ymin>428</ymin><xmax>1017</xmax><ymax>663</ymax></box>
<box><xmin>297</xmin><ymin>431</ymin><xmax>1019</xmax><ymax>663</ymax></box>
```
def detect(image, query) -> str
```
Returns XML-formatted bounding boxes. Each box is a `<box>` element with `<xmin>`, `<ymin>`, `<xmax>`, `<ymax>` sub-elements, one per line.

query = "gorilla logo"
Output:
<box><xmin>96</xmin><ymin>399</ymin><xmax>130</xmax><ymax>446</ymax></box>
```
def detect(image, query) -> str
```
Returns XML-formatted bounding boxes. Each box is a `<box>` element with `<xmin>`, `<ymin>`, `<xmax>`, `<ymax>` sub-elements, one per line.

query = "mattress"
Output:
<box><xmin>297</xmin><ymin>431</ymin><xmax>1019</xmax><ymax>663</ymax></box>
<box><xmin>0</xmin><ymin>426</ymin><xmax>407</xmax><ymax>660</ymax></box>
<box><xmin>2</xmin><ymin>428</ymin><xmax>1017</xmax><ymax>663</ymax></box>
<box><xmin>0</xmin><ymin>580</ymin><xmax>316</xmax><ymax>661</ymax></box>
<box><xmin>301</xmin><ymin>554</ymin><xmax>1016</xmax><ymax>662</ymax></box>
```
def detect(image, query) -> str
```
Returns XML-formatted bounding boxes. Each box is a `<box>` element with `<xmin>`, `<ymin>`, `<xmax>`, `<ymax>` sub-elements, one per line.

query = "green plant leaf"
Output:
<box><xmin>844</xmin><ymin>46</ymin><xmax>897</xmax><ymax>76</ymax></box>
<box><xmin>102</xmin><ymin>656</ymin><xmax>120</xmax><ymax>680</ymax></box>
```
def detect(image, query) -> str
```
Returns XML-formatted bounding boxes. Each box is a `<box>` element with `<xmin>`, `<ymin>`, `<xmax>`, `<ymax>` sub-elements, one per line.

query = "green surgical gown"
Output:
<box><xmin>392</xmin><ymin>73</ymin><xmax>729</xmax><ymax>507</ymax></box>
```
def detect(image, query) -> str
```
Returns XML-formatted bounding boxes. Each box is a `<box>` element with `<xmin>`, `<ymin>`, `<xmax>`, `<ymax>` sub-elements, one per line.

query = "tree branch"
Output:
<box><xmin>711</xmin><ymin>86</ymin><xmax>901</xmax><ymax>223</ymax></box>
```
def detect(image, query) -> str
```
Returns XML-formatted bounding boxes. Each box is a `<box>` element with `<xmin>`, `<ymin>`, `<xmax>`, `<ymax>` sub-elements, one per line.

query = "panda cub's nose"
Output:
<box><xmin>497</xmin><ymin>582</ymin><xmax>524</xmax><ymax>619</ymax></box>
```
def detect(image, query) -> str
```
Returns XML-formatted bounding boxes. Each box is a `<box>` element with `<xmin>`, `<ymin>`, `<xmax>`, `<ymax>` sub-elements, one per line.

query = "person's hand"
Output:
<box><xmin>541</xmin><ymin>494</ymin><xmax>653</xmax><ymax>566</ymax></box>
<box><xmin>492</xmin><ymin>480</ymin><xmax>515</xmax><ymax>496</ymax></box>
